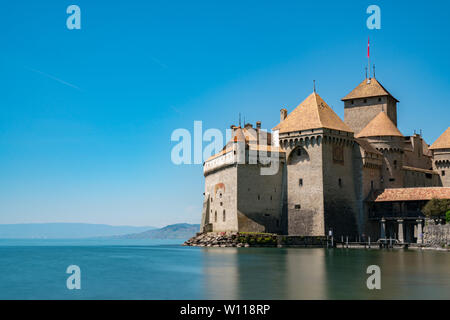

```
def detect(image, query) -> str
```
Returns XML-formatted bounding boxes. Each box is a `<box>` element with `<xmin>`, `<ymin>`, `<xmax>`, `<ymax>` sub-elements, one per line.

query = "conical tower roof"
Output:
<box><xmin>273</xmin><ymin>92</ymin><xmax>352</xmax><ymax>133</ymax></box>
<box><xmin>355</xmin><ymin>111</ymin><xmax>403</xmax><ymax>138</ymax></box>
<box><xmin>430</xmin><ymin>127</ymin><xmax>450</xmax><ymax>150</ymax></box>
<box><xmin>342</xmin><ymin>78</ymin><xmax>398</xmax><ymax>102</ymax></box>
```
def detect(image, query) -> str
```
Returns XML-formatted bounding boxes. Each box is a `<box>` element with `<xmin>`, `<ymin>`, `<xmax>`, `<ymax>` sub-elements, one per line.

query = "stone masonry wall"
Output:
<box><xmin>423</xmin><ymin>222</ymin><xmax>450</xmax><ymax>247</ymax></box>
<box><xmin>322</xmin><ymin>134</ymin><xmax>359</xmax><ymax>239</ymax></box>
<box><xmin>237</xmin><ymin>163</ymin><xmax>283</xmax><ymax>233</ymax></box>
<box><xmin>204</xmin><ymin>165</ymin><xmax>238</xmax><ymax>232</ymax></box>
<box><xmin>285</xmin><ymin>136</ymin><xmax>324</xmax><ymax>236</ymax></box>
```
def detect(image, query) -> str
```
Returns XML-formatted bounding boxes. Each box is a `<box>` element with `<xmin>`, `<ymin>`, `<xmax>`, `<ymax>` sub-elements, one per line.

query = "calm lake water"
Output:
<box><xmin>0</xmin><ymin>239</ymin><xmax>449</xmax><ymax>300</ymax></box>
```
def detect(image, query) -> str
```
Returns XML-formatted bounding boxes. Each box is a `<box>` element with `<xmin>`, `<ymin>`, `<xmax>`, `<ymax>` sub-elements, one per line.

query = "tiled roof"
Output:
<box><xmin>355</xmin><ymin>112</ymin><xmax>403</xmax><ymax>138</ymax></box>
<box><xmin>429</xmin><ymin>127</ymin><xmax>450</xmax><ymax>150</ymax></box>
<box><xmin>206</xmin><ymin>126</ymin><xmax>283</xmax><ymax>161</ymax></box>
<box><xmin>371</xmin><ymin>187</ymin><xmax>450</xmax><ymax>202</ymax></box>
<box><xmin>272</xmin><ymin>92</ymin><xmax>352</xmax><ymax>133</ymax></box>
<box><xmin>342</xmin><ymin>78</ymin><xmax>398</xmax><ymax>102</ymax></box>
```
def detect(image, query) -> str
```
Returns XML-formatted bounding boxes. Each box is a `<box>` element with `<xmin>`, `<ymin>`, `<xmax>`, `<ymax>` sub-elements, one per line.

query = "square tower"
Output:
<box><xmin>342</xmin><ymin>78</ymin><xmax>398</xmax><ymax>135</ymax></box>
<box><xmin>273</xmin><ymin>92</ymin><xmax>359</xmax><ymax>237</ymax></box>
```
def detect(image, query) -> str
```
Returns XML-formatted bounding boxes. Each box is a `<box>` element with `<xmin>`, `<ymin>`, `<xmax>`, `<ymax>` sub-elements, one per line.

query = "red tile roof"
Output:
<box><xmin>371</xmin><ymin>187</ymin><xmax>450</xmax><ymax>202</ymax></box>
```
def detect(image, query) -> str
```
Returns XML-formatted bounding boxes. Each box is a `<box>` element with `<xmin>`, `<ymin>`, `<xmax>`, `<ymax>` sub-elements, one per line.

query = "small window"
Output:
<box><xmin>338</xmin><ymin>178</ymin><xmax>342</xmax><ymax>187</ymax></box>
<box><xmin>220</xmin><ymin>202</ymin><xmax>223</xmax><ymax>206</ymax></box>
<box><xmin>295</xmin><ymin>204</ymin><xmax>301</xmax><ymax>210</ymax></box>
<box><xmin>371</xmin><ymin>181</ymin><xmax>374</xmax><ymax>189</ymax></box>
<box><xmin>211</xmin><ymin>198</ymin><xmax>213</xmax><ymax>203</ymax></box>
<box><xmin>264</xmin><ymin>213</ymin><xmax>270</xmax><ymax>217</ymax></box>
<box><xmin>393</xmin><ymin>160</ymin><xmax>397</xmax><ymax>169</ymax></box>
<box><xmin>425</xmin><ymin>173</ymin><xmax>432</xmax><ymax>179</ymax></box>
<box><xmin>297</xmin><ymin>148</ymin><xmax>301</xmax><ymax>156</ymax></box>
<box><xmin>299</xmin><ymin>178</ymin><xmax>303</xmax><ymax>186</ymax></box>
<box><xmin>223</xmin><ymin>210</ymin><xmax>226</xmax><ymax>222</ymax></box>
<box><xmin>442</xmin><ymin>170</ymin><xmax>446</xmax><ymax>176</ymax></box>
<box><xmin>351</xmin><ymin>100</ymin><xmax>354</xmax><ymax>105</ymax></box>
<box><xmin>378</xmin><ymin>97</ymin><xmax>382</xmax><ymax>102</ymax></box>
<box><xmin>389</xmin><ymin>178</ymin><xmax>395</xmax><ymax>182</ymax></box>
<box><xmin>270</xmin><ymin>196</ymin><xmax>273</xmax><ymax>201</ymax></box>
<box><xmin>363</xmin><ymin>99</ymin><xmax>367</xmax><ymax>103</ymax></box>
<box><xmin>257</xmin><ymin>195</ymin><xmax>260</xmax><ymax>200</ymax></box>
<box><xmin>214</xmin><ymin>211</ymin><xmax>217</xmax><ymax>222</ymax></box>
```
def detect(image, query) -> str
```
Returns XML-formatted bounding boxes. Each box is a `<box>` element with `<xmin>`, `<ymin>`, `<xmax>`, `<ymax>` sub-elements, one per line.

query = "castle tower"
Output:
<box><xmin>272</xmin><ymin>92</ymin><xmax>359</xmax><ymax>237</ymax></box>
<box><xmin>355</xmin><ymin>111</ymin><xmax>404</xmax><ymax>188</ymax></box>
<box><xmin>342</xmin><ymin>77</ymin><xmax>399</xmax><ymax>135</ymax></box>
<box><xmin>202</xmin><ymin>124</ymin><xmax>285</xmax><ymax>234</ymax></box>
<box><xmin>430</xmin><ymin>127</ymin><xmax>450</xmax><ymax>187</ymax></box>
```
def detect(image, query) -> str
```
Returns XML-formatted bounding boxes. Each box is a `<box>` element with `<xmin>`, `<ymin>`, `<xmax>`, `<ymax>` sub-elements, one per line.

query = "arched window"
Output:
<box><xmin>223</xmin><ymin>210</ymin><xmax>226</xmax><ymax>222</ymax></box>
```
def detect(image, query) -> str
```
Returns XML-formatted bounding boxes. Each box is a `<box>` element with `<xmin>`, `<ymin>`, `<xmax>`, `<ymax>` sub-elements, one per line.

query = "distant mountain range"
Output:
<box><xmin>0</xmin><ymin>223</ymin><xmax>200</xmax><ymax>240</ymax></box>
<box><xmin>112</xmin><ymin>223</ymin><xmax>200</xmax><ymax>239</ymax></box>
<box><xmin>0</xmin><ymin>223</ymin><xmax>156</xmax><ymax>239</ymax></box>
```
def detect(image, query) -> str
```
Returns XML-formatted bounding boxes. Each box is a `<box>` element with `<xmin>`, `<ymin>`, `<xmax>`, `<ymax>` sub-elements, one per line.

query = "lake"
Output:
<box><xmin>0</xmin><ymin>239</ymin><xmax>448</xmax><ymax>299</ymax></box>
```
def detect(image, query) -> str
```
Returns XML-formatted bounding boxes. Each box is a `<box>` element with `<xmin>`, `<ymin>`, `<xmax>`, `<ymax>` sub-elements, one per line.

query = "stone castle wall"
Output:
<box><xmin>433</xmin><ymin>149</ymin><xmax>450</xmax><ymax>187</ymax></box>
<box><xmin>322</xmin><ymin>134</ymin><xmax>359</xmax><ymax>239</ymax></box>
<box><xmin>423</xmin><ymin>222</ymin><xmax>450</xmax><ymax>247</ymax></box>
<box><xmin>204</xmin><ymin>165</ymin><xmax>239</xmax><ymax>232</ymax></box>
<box><xmin>236</xmin><ymin>163</ymin><xmax>283</xmax><ymax>233</ymax></box>
<box><xmin>284</xmin><ymin>134</ymin><xmax>325</xmax><ymax>236</ymax></box>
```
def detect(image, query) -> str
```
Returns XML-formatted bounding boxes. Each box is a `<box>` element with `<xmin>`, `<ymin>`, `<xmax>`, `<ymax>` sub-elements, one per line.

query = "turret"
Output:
<box><xmin>355</xmin><ymin>112</ymin><xmax>404</xmax><ymax>188</ymax></box>
<box><xmin>430</xmin><ymin>127</ymin><xmax>450</xmax><ymax>187</ymax></box>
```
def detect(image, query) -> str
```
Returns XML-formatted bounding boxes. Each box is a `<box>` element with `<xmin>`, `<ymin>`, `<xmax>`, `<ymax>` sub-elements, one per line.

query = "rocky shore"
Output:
<box><xmin>183</xmin><ymin>232</ymin><xmax>278</xmax><ymax>247</ymax></box>
<box><xmin>184</xmin><ymin>232</ymin><xmax>327</xmax><ymax>247</ymax></box>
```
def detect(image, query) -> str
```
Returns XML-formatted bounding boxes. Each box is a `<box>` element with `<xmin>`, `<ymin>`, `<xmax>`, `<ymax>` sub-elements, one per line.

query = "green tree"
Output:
<box><xmin>446</xmin><ymin>210</ymin><xmax>450</xmax><ymax>223</ymax></box>
<box><xmin>422</xmin><ymin>199</ymin><xmax>450</xmax><ymax>222</ymax></box>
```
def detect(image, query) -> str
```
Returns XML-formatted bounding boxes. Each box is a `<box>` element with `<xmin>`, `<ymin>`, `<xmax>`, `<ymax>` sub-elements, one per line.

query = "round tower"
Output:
<box><xmin>430</xmin><ymin>127</ymin><xmax>450</xmax><ymax>187</ymax></box>
<box><xmin>355</xmin><ymin>111</ymin><xmax>404</xmax><ymax>188</ymax></box>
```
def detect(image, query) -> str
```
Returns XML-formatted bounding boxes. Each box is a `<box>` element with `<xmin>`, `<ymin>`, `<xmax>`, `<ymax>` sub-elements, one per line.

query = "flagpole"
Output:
<box><xmin>368</xmin><ymin>36</ymin><xmax>370</xmax><ymax>80</ymax></box>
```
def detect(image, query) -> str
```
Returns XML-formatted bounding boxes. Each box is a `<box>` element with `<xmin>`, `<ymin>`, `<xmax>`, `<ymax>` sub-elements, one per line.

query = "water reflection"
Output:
<box><xmin>201</xmin><ymin>247</ymin><xmax>450</xmax><ymax>300</ymax></box>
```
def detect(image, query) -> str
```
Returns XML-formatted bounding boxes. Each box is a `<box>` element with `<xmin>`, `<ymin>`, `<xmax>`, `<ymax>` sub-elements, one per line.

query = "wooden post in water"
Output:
<box><xmin>368</xmin><ymin>236</ymin><xmax>371</xmax><ymax>248</ymax></box>
<box><xmin>346</xmin><ymin>236</ymin><xmax>348</xmax><ymax>248</ymax></box>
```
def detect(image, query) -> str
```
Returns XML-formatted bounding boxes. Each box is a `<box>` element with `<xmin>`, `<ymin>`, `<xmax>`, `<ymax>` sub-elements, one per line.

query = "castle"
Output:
<box><xmin>199</xmin><ymin>75</ymin><xmax>450</xmax><ymax>243</ymax></box>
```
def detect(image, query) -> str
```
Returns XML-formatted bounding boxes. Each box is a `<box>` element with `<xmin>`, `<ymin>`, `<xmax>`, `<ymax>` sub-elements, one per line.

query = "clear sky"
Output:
<box><xmin>0</xmin><ymin>0</ymin><xmax>449</xmax><ymax>227</ymax></box>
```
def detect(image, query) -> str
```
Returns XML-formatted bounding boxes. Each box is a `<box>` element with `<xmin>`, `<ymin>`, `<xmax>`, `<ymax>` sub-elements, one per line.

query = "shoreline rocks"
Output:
<box><xmin>183</xmin><ymin>232</ymin><xmax>327</xmax><ymax>248</ymax></box>
<box><xmin>183</xmin><ymin>232</ymin><xmax>278</xmax><ymax>247</ymax></box>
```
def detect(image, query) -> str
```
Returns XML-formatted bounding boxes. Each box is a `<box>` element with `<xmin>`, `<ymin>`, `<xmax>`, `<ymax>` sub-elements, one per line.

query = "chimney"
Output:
<box><xmin>256</xmin><ymin>121</ymin><xmax>261</xmax><ymax>129</ymax></box>
<box><xmin>280</xmin><ymin>108</ymin><xmax>287</xmax><ymax>122</ymax></box>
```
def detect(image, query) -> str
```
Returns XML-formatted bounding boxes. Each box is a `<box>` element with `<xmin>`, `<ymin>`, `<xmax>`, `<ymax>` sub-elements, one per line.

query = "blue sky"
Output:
<box><xmin>0</xmin><ymin>0</ymin><xmax>449</xmax><ymax>227</ymax></box>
